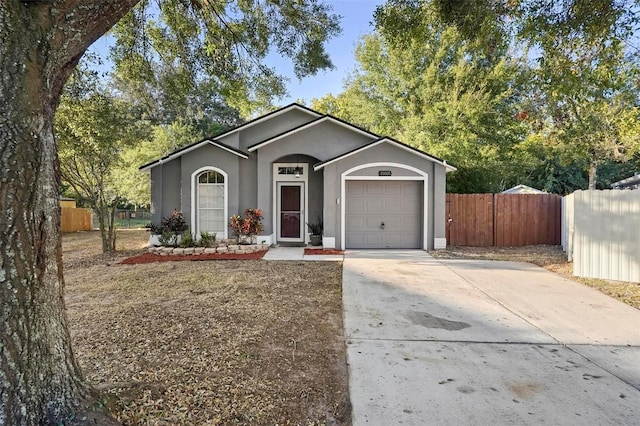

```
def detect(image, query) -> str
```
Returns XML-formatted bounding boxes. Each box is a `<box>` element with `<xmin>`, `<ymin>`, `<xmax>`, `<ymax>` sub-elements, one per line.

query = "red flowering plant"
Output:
<box><xmin>229</xmin><ymin>208</ymin><xmax>264</xmax><ymax>238</ymax></box>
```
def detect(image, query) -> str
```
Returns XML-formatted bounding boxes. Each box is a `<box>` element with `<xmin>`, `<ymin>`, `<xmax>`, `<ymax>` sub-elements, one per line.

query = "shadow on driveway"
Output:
<box><xmin>343</xmin><ymin>250</ymin><xmax>640</xmax><ymax>426</ymax></box>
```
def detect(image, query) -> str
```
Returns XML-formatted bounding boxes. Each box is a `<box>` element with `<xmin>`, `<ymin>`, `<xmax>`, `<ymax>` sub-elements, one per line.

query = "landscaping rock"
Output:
<box><xmin>144</xmin><ymin>241</ymin><xmax>266</xmax><ymax>258</ymax></box>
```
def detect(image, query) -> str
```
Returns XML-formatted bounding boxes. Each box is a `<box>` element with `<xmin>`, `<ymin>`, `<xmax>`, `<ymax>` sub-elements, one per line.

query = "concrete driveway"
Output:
<box><xmin>343</xmin><ymin>250</ymin><xmax>640</xmax><ymax>425</ymax></box>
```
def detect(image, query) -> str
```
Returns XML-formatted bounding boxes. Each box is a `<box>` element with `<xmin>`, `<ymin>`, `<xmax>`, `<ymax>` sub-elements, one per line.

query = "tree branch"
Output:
<box><xmin>46</xmin><ymin>0</ymin><xmax>142</xmax><ymax>98</ymax></box>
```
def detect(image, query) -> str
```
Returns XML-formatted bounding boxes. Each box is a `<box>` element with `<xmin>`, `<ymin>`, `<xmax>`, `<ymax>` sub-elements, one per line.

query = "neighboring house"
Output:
<box><xmin>140</xmin><ymin>104</ymin><xmax>456</xmax><ymax>250</ymax></box>
<box><xmin>501</xmin><ymin>184</ymin><xmax>547</xmax><ymax>195</ymax></box>
<box><xmin>611</xmin><ymin>173</ymin><xmax>640</xmax><ymax>190</ymax></box>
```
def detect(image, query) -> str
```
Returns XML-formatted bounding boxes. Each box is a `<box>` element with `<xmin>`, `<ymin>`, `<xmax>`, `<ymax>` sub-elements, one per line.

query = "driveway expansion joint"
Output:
<box><xmin>344</xmin><ymin>253</ymin><xmax>640</xmax><ymax>425</ymax></box>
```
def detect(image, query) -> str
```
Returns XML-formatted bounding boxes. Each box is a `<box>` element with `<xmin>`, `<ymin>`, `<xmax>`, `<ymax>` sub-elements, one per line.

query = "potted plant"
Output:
<box><xmin>306</xmin><ymin>217</ymin><xmax>323</xmax><ymax>246</ymax></box>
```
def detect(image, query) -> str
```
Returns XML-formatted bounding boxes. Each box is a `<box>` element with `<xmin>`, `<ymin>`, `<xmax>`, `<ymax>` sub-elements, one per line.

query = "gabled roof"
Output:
<box><xmin>247</xmin><ymin>114</ymin><xmax>379</xmax><ymax>152</ymax></box>
<box><xmin>611</xmin><ymin>173</ymin><xmax>640</xmax><ymax>189</ymax></box>
<box><xmin>214</xmin><ymin>103</ymin><xmax>321</xmax><ymax>140</ymax></box>
<box><xmin>501</xmin><ymin>184</ymin><xmax>547</xmax><ymax>194</ymax></box>
<box><xmin>313</xmin><ymin>137</ymin><xmax>457</xmax><ymax>172</ymax></box>
<box><xmin>139</xmin><ymin>139</ymin><xmax>248</xmax><ymax>172</ymax></box>
<box><xmin>139</xmin><ymin>103</ymin><xmax>320</xmax><ymax>171</ymax></box>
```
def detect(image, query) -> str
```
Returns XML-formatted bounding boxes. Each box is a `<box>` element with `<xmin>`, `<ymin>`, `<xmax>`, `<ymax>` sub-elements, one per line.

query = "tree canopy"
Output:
<box><xmin>314</xmin><ymin>3</ymin><xmax>529</xmax><ymax>192</ymax></box>
<box><xmin>314</xmin><ymin>0</ymin><xmax>640</xmax><ymax>193</ymax></box>
<box><xmin>110</xmin><ymin>0</ymin><xmax>341</xmax><ymax>115</ymax></box>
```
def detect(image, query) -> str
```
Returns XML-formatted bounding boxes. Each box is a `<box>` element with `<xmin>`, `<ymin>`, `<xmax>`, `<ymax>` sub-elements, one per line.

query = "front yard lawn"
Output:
<box><xmin>63</xmin><ymin>231</ymin><xmax>349</xmax><ymax>425</ymax></box>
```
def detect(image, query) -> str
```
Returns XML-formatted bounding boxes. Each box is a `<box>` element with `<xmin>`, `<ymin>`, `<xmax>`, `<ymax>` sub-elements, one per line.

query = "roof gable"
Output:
<box><xmin>214</xmin><ymin>103</ymin><xmax>321</xmax><ymax>141</ymax></box>
<box><xmin>501</xmin><ymin>184</ymin><xmax>546</xmax><ymax>194</ymax></box>
<box><xmin>247</xmin><ymin>114</ymin><xmax>379</xmax><ymax>152</ymax></box>
<box><xmin>611</xmin><ymin>173</ymin><xmax>640</xmax><ymax>189</ymax></box>
<box><xmin>139</xmin><ymin>103</ymin><xmax>320</xmax><ymax>171</ymax></box>
<box><xmin>139</xmin><ymin>139</ymin><xmax>248</xmax><ymax>172</ymax></box>
<box><xmin>313</xmin><ymin>137</ymin><xmax>457</xmax><ymax>172</ymax></box>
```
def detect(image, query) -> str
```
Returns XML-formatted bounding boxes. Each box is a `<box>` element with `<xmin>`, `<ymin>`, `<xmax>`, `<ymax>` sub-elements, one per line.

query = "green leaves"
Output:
<box><xmin>313</xmin><ymin>12</ymin><xmax>527</xmax><ymax>193</ymax></box>
<box><xmin>110</xmin><ymin>0</ymin><xmax>341</xmax><ymax>114</ymax></box>
<box><xmin>315</xmin><ymin>0</ymin><xmax>640</xmax><ymax>193</ymax></box>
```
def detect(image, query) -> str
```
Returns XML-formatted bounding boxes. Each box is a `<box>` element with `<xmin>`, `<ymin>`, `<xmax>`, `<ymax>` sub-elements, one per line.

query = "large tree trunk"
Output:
<box><xmin>0</xmin><ymin>1</ymin><xmax>137</xmax><ymax>423</ymax></box>
<box><xmin>0</xmin><ymin>13</ymin><xmax>88</xmax><ymax>425</ymax></box>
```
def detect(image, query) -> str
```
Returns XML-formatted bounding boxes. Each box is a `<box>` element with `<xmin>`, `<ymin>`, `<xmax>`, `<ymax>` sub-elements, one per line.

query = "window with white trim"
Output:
<box><xmin>197</xmin><ymin>171</ymin><xmax>225</xmax><ymax>235</ymax></box>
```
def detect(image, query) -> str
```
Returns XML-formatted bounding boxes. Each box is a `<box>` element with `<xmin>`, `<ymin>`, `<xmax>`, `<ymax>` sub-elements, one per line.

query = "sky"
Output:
<box><xmin>89</xmin><ymin>0</ymin><xmax>384</xmax><ymax>107</ymax></box>
<box><xmin>268</xmin><ymin>0</ymin><xmax>384</xmax><ymax>104</ymax></box>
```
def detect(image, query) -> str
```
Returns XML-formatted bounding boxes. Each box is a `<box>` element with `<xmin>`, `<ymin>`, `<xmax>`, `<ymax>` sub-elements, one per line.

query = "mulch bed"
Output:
<box><xmin>304</xmin><ymin>248</ymin><xmax>344</xmax><ymax>255</ymax></box>
<box><xmin>120</xmin><ymin>251</ymin><xmax>267</xmax><ymax>264</ymax></box>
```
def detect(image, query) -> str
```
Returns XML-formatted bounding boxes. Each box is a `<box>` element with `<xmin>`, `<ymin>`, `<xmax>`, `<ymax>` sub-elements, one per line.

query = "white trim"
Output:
<box><xmin>340</xmin><ymin>162</ymin><xmax>429</xmax><ymax>251</ymax></box>
<box><xmin>434</xmin><ymin>238</ymin><xmax>447</xmax><ymax>250</ymax></box>
<box><xmin>322</xmin><ymin>236</ymin><xmax>336</xmax><ymax>249</ymax></box>
<box><xmin>140</xmin><ymin>140</ymin><xmax>248</xmax><ymax>172</ymax></box>
<box><xmin>338</xmin><ymin>176</ymin><xmax>424</xmax><ymax>181</ymax></box>
<box><xmin>208</xmin><ymin>140</ymin><xmax>249</xmax><ymax>159</ymax></box>
<box><xmin>276</xmin><ymin>182</ymin><xmax>305</xmax><ymax>243</ymax></box>
<box><xmin>273</xmin><ymin>163</ymin><xmax>309</xmax><ymax>244</ymax></box>
<box><xmin>215</xmin><ymin>104</ymin><xmax>321</xmax><ymax>140</ymax></box>
<box><xmin>314</xmin><ymin>138</ymin><xmax>457</xmax><ymax>172</ymax></box>
<box><xmin>191</xmin><ymin>166</ymin><xmax>228</xmax><ymax>239</ymax></box>
<box><xmin>248</xmin><ymin>116</ymin><xmax>378</xmax><ymax>152</ymax></box>
<box><xmin>256</xmin><ymin>234</ymin><xmax>273</xmax><ymax>246</ymax></box>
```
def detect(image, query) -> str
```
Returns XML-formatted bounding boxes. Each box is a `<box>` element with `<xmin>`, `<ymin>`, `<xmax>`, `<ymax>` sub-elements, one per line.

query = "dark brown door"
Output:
<box><xmin>279</xmin><ymin>184</ymin><xmax>303</xmax><ymax>240</ymax></box>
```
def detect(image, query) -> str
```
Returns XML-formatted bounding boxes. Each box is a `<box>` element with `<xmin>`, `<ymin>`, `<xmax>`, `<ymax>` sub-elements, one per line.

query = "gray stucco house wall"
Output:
<box><xmin>140</xmin><ymin>103</ymin><xmax>456</xmax><ymax>250</ymax></box>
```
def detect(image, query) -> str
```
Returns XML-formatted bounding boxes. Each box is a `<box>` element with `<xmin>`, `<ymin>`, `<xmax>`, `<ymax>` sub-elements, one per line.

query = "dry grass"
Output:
<box><xmin>431</xmin><ymin>245</ymin><xmax>640</xmax><ymax>310</ymax></box>
<box><xmin>62</xmin><ymin>231</ymin><xmax>350</xmax><ymax>425</ymax></box>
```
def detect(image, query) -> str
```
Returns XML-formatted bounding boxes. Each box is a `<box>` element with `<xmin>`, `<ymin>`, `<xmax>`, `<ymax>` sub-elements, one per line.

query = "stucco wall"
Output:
<box><xmin>319</xmin><ymin>142</ymin><xmax>446</xmax><ymax>250</ymax></box>
<box><xmin>180</xmin><ymin>145</ymin><xmax>242</xmax><ymax>238</ymax></box>
<box><xmin>146</xmin><ymin>109</ymin><xmax>450</xmax><ymax>249</ymax></box>
<box><xmin>235</xmin><ymin>108</ymin><xmax>318</xmax><ymax>151</ymax></box>
<box><xmin>239</xmin><ymin>154</ymin><xmax>258</xmax><ymax>213</ymax></box>
<box><xmin>433</xmin><ymin>164</ymin><xmax>447</xmax><ymax>244</ymax></box>
<box><xmin>150</xmin><ymin>158</ymin><xmax>182</xmax><ymax>224</ymax></box>
<box><xmin>256</xmin><ymin>121</ymin><xmax>374</xmax><ymax>236</ymax></box>
<box><xmin>216</xmin><ymin>131</ymin><xmax>240</xmax><ymax>149</ymax></box>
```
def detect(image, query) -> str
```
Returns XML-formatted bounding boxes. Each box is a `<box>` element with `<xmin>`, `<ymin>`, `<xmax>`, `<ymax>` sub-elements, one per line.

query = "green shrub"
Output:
<box><xmin>198</xmin><ymin>232</ymin><xmax>216</xmax><ymax>247</ymax></box>
<box><xmin>161</xmin><ymin>211</ymin><xmax>188</xmax><ymax>233</ymax></box>
<box><xmin>146</xmin><ymin>223</ymin><xmax>162</xmax><ymax>234</ymax></box>
<box><xmin>158</xmin><ymin>231</ymin><xmax>178</xmax><ymax>247</ymax></box>
<box><xmin>180</xmin><ymin>229</ymin><xmax>196</xmax><ymax>248</ymax></box>
<box><xmin>153</xmin><ymin>211</ymin><xmax>189</xmax><ymax>247</ymax></box>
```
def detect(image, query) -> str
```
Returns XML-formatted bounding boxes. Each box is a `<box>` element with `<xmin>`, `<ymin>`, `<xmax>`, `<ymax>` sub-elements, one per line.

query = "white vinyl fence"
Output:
<box><xmin>563</xmin><ymin>190</ymin><xmax>640</xmax><ymax>283</ymax></box>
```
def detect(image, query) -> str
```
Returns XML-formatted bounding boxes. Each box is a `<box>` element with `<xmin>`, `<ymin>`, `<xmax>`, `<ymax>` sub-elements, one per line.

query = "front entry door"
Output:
<box><xmin>277</xmin><ymin>182</ymin><xmax>304</xmax><ymax>242</ymax></box>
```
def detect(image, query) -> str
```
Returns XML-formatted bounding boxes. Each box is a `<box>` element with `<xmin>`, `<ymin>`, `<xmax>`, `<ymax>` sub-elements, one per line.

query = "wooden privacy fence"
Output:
<box><xmin>61</xmin><ymin>207</ymin><xmax>92</xmax><ymax>232</ymax></box>
<box><xmin>446</xmin><ymin>193</ymin><xmax>562</xmax><ymax>247</ymax></box>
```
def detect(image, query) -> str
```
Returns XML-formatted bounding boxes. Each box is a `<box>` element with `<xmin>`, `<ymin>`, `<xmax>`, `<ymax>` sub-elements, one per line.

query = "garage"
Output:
<box><xmin>345</xmin><ymin>180</ymin><xmax>422</xmax><ymax>249</ymax></box>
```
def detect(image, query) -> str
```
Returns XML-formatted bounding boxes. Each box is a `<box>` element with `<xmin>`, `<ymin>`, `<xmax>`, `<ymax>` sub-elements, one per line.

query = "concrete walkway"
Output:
<box><xmin>262</xmin><ymin>246</ymin><xmax>343</xmax><ymax>261</ymax></box>
<box><xmin>343</xmin><ymin>250</ymin><xmax>640</xmax><ymax>425</ymax></box>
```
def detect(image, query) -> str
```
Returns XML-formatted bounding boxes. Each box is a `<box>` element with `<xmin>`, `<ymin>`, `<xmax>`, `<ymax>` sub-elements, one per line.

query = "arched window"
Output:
<box><xmin>197</xmin><ymin>170</ymin><xmax>226</xmax><ymax>236</ymax></box>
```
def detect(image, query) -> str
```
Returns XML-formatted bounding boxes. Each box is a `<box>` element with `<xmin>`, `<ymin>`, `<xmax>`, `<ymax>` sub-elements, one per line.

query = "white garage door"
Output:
<box><xmin>345</xmin><ymin>181</ymin><xmax>422</xmax><ymax>249</ymax></box>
